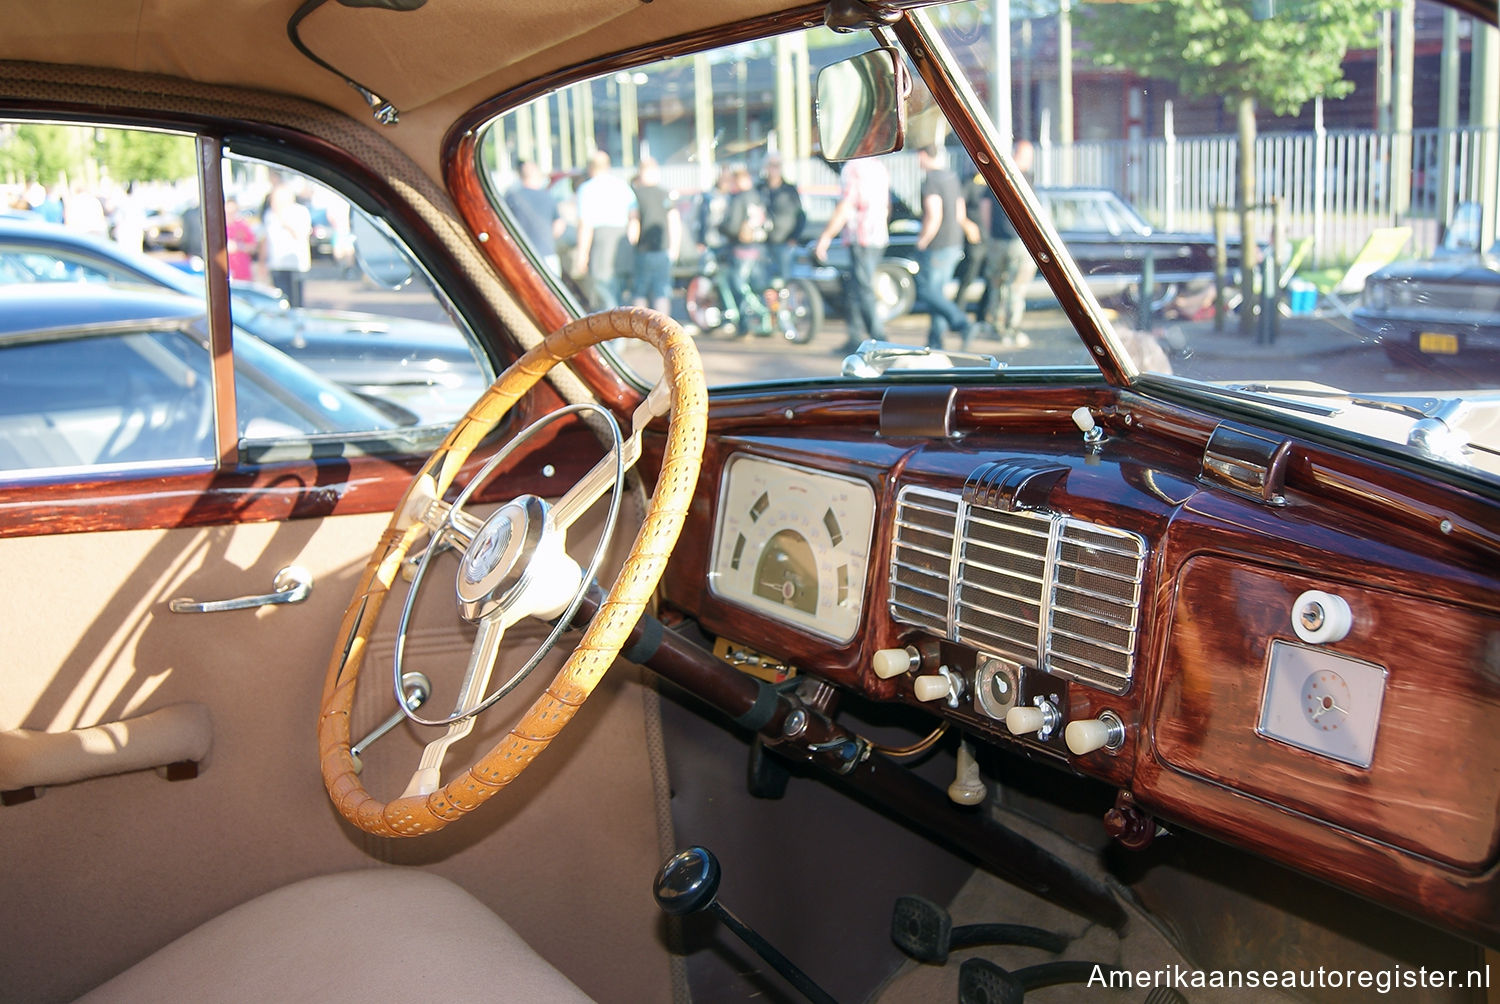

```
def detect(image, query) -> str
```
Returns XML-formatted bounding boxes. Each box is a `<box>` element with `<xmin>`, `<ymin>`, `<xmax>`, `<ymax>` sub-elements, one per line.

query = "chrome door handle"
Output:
<box><xmin>169</xmin><ymin>565</ymin><xmax>313</xmax><ymax>614</ymax></box>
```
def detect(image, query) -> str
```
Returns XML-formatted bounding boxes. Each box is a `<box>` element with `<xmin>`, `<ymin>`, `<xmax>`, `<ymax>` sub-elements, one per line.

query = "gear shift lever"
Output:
<box><xmin>654</xmin><ymin>846</ymin><xmax>838</xmax><ymax>1004</ymax></box>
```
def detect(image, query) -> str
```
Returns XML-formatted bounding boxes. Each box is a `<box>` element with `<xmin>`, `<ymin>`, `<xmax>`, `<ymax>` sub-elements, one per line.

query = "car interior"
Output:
<box><xmin>2</xmin><ymin>0</ymin><xmax>1499</xmax><ymax>1002</ymax></box>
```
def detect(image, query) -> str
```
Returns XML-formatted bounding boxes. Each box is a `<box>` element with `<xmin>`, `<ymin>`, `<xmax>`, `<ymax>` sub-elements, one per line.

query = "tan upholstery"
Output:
<box><xmin>78</xmin><ymin>870</ymin><xmax>592</xmax><ymax>1002</ymax></box>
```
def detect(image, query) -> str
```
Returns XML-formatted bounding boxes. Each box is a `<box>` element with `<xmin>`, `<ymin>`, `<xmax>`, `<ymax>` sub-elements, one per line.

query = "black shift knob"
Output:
<box><xmin>653</xmin><ymin>845</ymin><xmax>721</xmax><ymax>916</ymax></box>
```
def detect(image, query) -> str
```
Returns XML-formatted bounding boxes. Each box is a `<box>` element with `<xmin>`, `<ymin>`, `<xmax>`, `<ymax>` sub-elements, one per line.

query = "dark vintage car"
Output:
<box><xmin>0</xmin><ymin>217</ymin><xmax>488</xmax><ymax>424</ymax></box>
<box><xmin>2</xmin><ymin>1</ymin><xmax>1499</xmax><ymax>1003</ymax></box>
<box><xmin>1354</xmin><ymin>240</ymin><xmax>1500</xmax><ymax>367</ymax></box>
<box><xmin>801</xmin><ymin>186</ymin><xmax>1236</xmax><ymax>323</ymax></box>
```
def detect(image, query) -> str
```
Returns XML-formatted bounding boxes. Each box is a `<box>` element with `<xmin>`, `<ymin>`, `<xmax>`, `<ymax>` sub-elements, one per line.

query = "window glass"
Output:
<box><xmin>0</xmin><ymin>123</ymin><xmax>493</xmax><ymax>479</ymax></box>
<box><xmin>219</xmin><ymin>153</ymin><xmax>492</xmax><ymax>429</ymax></box>
<box><xmin>479</xmin><ymin>2</ymin><xmax>1500</xmax><ymax>488</ymax></box>
<box><xmin>924</xmin><ymin>0</ymin><xmax>1500</xmax><ymax>484</ymax></box>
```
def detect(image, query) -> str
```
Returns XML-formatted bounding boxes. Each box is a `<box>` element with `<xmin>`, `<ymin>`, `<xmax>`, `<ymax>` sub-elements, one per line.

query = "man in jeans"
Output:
<box><xmin>977</xmin><ymin>139</ymin><xmax>1037</xmax><ymax>349</ymax></box>
<box><xmin>814</xmin><ymin>156</ymin><xmax>889</xmax><ymax>352</ymax></box>
<box><xmin>912</xmin><ymin>145</ymin><xmax>976</xmax><ymax>349</ymax></box>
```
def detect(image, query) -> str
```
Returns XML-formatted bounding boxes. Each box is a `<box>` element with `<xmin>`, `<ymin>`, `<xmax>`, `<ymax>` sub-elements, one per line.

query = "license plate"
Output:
<box><xmin>1418</xmin><ymin>332</ymin><xmax>1459</xmax><ymax>355</ymax></box>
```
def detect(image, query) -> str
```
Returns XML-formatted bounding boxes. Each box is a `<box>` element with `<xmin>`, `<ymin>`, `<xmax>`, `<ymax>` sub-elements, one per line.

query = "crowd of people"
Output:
<box><xmin>506</xmin><ymin>150</ymin><xmax>808</xmax><ymax>337</ymax></box>
<box><xmin>501</xmin><ymin>142</ymin><xmax>1044</xmax><ymax>353</ymax></box>
<box><xmin>6</xmin><ymin>172</ymin><xmax>351</xmax><ymax>309</ymax></box>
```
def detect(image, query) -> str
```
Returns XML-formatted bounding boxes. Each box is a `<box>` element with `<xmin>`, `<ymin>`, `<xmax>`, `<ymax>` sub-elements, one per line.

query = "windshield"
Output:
<box><xmin>478</xmin><ymin>0</ymin><xmax>1500</xmax><ymax>487</ymax></box>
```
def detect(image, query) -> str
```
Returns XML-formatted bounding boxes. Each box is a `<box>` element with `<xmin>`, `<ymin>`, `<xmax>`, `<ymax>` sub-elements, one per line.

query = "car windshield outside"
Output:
<box><xmin>479</xmin><ymin>0</ymin><xmax>1500</xmax><ymax>491</ymax></box>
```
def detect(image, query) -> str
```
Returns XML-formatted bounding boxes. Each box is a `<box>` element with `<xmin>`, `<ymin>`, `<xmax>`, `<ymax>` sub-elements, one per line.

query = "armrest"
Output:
<box><xmin>0</xmin><ymin>703</ymin><xmax>212</xmax><ymax>800</ymax></box>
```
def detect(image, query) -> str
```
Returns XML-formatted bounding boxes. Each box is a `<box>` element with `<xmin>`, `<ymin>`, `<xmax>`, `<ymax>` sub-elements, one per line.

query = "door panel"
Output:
<box><xmin>0</xmin><ymin>492</ymin><xmax>675</xmax><ymax>1003</ymax></box>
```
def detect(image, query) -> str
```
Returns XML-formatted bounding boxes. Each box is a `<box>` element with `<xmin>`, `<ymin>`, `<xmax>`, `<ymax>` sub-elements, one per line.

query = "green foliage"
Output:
<box><xmin>1076</xmin><ymin>0</ymin><xmax>1395</xmax><ymax>117</ymax></box>
<box><xmin>96</xmin><ymin>129</ymin><xmax>197</xmax><ymax>184</ymax></box>
<box><xmin>0</xmin><ymin>124</ymin><xmax>84</xmax><ymax>185</ymax></box>
<box><xmin>0</xmin><ymin>123</ymin><xmax>195</xmax><ymax>186</ymax></box>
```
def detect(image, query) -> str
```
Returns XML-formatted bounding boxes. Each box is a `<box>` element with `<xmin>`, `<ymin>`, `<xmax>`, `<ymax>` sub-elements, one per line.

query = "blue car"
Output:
<box><xmin>0</xmin><ymin>217</ymin><xmax>487</xmax><ymax>424</ymax></box>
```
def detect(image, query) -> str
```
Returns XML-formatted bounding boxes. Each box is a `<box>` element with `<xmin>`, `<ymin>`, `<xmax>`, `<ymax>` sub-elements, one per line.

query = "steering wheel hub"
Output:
<box><xmin>457</xmin><ymin>495</ymin><xmax>547</xmax><ymax>621</ymax></box>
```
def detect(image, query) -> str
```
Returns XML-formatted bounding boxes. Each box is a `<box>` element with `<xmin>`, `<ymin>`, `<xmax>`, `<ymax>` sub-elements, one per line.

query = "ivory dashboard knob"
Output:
<box><xmin>1006</xmin><ymin>706</ymin><xmax>1045</xmax><ymax>735</ymax></box>
<box><xmin>1291</xmin><ymin>590</ymin><xmax>1352</xmax><ymax>644</ymax></box>
<box><xmin>1065</xmin><ymin>712</ymin><xmax>1125</xmax><ymax>755</ymax></box>
<box><xmin>912</xmin><ymin>675</ymin><xmax>952</xmax><ymax>703</ymax></box>
<box><xmin>872</xmin><ymin>647</ymin><xmax>917</xmax><ymax>680</ymax></box>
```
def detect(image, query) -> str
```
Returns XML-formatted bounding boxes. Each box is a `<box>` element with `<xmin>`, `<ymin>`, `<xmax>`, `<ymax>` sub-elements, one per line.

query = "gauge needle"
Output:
<box><xmin>1310</xmin><ymin>697</ymin><xmax>1347</xmax><ymax>720</ymax></box>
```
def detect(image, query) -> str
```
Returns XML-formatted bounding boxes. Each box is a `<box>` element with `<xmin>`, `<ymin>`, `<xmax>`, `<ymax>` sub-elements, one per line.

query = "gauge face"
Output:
<box><xmin>1258</xmin><ymin>641</ymin><xmax>1387</xmax><ymax>769</ymax></box>
<box><xmin>1302</xmin><ymin>669</ymin><xmax>1351</xmax><ymax>731</ymax></box>
<box><xmin>708</xmin><ymin>454</ymin><xmax>877</xmax><ymax>644</ymax></box>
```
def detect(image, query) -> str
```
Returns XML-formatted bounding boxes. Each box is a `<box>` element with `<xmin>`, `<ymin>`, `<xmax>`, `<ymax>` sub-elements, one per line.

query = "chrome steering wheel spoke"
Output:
<box><xmin>388</xmin><ymin>399</ymin><xmax>636</xmax><ymax>759</ymax></box>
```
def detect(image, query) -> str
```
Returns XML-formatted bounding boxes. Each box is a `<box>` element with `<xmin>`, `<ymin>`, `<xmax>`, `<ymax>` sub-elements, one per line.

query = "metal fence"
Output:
<box><xmin>649</xmin><ymin>125</ymin><xmax>1497</xmax><ymax>266</ymax></box>
<box><xmin>1036</xmin><ymin>125</ymin><xmax>1500</xmax><ymax>265</ymax></box>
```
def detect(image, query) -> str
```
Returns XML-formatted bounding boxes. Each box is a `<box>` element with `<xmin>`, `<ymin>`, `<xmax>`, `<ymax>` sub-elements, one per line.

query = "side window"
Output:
<box><xmin>0</xmin><ymin>123</ymin><xmax>215</xmax><ymax>476</ymax></box>
<box><xmin>220</xmin><ymin>153</ymin><xmax>491</xmax><ymax>430</ymax></box>
<box><xmin>0</xmin><ymin>122</ymin><xmax>493</xmax><ymax>479</ymax></box>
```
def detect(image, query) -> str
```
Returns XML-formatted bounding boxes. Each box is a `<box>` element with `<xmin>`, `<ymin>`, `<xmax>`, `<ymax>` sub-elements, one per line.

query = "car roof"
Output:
<box><xmin>0</xmin><ymin>283</ymin><xmax>204</xmax><ymax>339</ymax></box>
<box><xmin>0</xmin><ymin>217</ymin><xmax>200</xmax><ymax>297</ymax></box>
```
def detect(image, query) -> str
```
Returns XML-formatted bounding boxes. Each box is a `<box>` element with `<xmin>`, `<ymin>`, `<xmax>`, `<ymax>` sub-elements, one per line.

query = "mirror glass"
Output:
<box><xmin>815</xmin><ymin>47</ymin><xmax>906</xmax><ymax>162</ymax></box>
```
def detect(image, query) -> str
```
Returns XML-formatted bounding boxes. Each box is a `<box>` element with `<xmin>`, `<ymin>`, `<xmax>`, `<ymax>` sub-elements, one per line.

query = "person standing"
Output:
<box><xmin>263</xmin><ymin>181</ymin><xmax>312</xmax><ymax>308</ymax></box>
<box><xmin>978</xmin><ymin>139</ymin><xmax>1037</xmax><ymax>349</ymax></box>
<box><xmin>571</xmin><ymin>150</ymin><xmax>636</xmax><ymax>311</ymax></box>
<box><xmin>505</xmin><ymin>161</ymin><xmax>565</xmax><ymax>275</ymax></box>
<box><xmin>912</xmin><ymin>145</ymin><xmax>976</xmax><ymax>349</ymax></box>
<box><xmin>223</xmin><ymin>197</ymin><xmax>257</xmax><ymax>281</ymax></box>
<box><xmin>628</xmin><ymin>157</ymin><xmax>681</xmax><ymax>317</ymax></box>
<box><xmin>758</xmin><ymin>154</ymin><xmax>805</xmax><ymax>285</ymax></box>
<box><xmin>813</xmin><ymin>156</ymin><xmax>889</xmax><ymax>352</ymax></box>
<box><xmin>722</xmin><ymin>165</ymin><xmax>770</xmax><ymax>335</ymax></box>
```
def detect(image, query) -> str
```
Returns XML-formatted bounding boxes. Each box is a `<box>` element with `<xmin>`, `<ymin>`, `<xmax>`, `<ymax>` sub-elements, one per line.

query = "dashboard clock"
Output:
<box><xmin>708</xmin><ymin>454</ymin><xmax>877</xmax><ymax>644</ymax></box>
<box><xmin>1257</xmin><ymin>641</ymin><xmax>1387</xmax><ymax>768</ymax></box>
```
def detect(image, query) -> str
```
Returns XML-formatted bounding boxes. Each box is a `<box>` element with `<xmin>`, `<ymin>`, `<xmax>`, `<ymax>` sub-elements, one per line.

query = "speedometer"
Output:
<box><xmin>708</xmin><ymin>454</ymin><xmax>877</xmax><ymax>644</ymax></box>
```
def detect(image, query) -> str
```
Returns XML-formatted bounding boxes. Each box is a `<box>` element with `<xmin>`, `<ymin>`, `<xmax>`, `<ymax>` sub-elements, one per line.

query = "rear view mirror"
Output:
<box><xmin>815</xmin><ymin>47</ymin><xmax>908</xmax><ymax>162</ymax></box>
<box><xmin>351</xmin><ymin>209</ymin><xmax>414</xmax><ymax>289</ymax></box>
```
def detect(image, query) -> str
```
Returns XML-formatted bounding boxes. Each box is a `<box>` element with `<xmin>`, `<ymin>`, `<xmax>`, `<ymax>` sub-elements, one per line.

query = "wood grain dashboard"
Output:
<box><xmin>652</xmin><ymin>381</ymin><xmax>1500</xmax><ymax>947</ymax></box>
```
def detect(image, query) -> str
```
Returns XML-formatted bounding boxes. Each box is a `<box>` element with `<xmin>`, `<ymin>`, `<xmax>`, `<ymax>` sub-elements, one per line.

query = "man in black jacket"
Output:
<box><xmin>758</xmin><ymin>154</ymin><xmax>805</xmax><ymax>285</ymax></box>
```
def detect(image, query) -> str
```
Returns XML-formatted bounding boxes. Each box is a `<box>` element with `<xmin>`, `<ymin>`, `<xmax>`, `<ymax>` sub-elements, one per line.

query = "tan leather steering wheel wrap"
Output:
<box><xmin>318</xmin><ymin>308</ymin><xmax>706</xmax><ymax>837</ymax></box>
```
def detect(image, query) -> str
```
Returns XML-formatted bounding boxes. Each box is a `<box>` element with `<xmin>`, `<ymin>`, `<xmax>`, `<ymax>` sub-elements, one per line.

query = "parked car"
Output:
<box><xmin>1353</xmin><ymin>240</ymin><xmax>1500</xmax><ymax>367</ymax></box>
<box><xmin>0</xmin><ymin>216</ymin><xmax>487</xmax><ymax>424</ymax></box>
<box><xmin>0</xmin><ymin>284</ymin><xmax>398</xmax><ymax>473</ymax></box>
<box><xmin>800</xmin><ymin>186</ymin><xmax>1237</xmax><ymax>322</ymax></box>
<box><xmin>1</xmin><ymin>1</ymin><xmax>1498</xmax><ymax>1003</ymax></box>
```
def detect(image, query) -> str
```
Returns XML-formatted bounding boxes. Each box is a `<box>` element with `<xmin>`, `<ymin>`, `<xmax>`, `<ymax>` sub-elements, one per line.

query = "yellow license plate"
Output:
<box><xmin>1419</xmin><ymin>332</ymin><xmax>1459</xmax><ymax>355</ymax></box>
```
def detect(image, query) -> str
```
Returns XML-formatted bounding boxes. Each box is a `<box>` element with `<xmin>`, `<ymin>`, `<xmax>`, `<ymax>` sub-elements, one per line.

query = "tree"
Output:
<box><xmin>97</xmin><ymin>129</ymin><xmax>196</xmax><ymax>185</ymax></box>
<box><xmin>0</xmin><ymin>123</ymin><xmax>82</xmax><ymax>188</ymax></box>
<box><xmin>1076</xmin><ymin>0</ymin><xmax>1394</xmax><ymax>330</ymax></box>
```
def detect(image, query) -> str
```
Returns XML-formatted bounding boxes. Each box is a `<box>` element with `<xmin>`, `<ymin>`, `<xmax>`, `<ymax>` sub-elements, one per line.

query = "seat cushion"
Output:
<box><xmin>78</xmin><ymin>870</ymin><xmax>592</xmax><ymax>1002</ymax></box>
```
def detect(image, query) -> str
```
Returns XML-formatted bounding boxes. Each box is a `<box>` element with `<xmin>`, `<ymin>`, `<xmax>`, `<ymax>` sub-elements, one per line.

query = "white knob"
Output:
<box><xmin>1006</xmin><ymin>706</ymin><xmax>1045</xmax><ymax>735</ymax></box>
<box><xmin>872</xmin><ymin>647</ymin><xmax>916</xmax><ymax>679</ymax></box>
<box><xmin>1291</xmin><ymin>590</ymin><xmax>1352</xmax><ymax>645</ymax></box>
<box><xmin>1071</xmin><ymin>406</ymin><xmax>1096</xmax><ymax>434</ymax></box>
<box><xmin>947</xmin><ymin>741</ymin><xmax>987</xmax><ymax>806</ymax></box>
<box><xmin>912</xmin><ymin>675</ymin><xmax>951</xmax><ymax>703</ymax></box>
<box><xmin>1065</xmin><ymin>713</ymin><xmax>1125</xmax><ymax>756</ymax></box>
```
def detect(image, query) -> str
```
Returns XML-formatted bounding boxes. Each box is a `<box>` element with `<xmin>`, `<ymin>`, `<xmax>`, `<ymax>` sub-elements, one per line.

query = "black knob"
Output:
<box><xmin>653</xmin><ymin>845</ymin><xmax>721</xmax><ymax>917</ymax></box>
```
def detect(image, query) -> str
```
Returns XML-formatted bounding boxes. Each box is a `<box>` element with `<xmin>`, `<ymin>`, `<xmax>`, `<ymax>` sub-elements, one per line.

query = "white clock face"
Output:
<box><xmin>1258</xmin><ymin>642</ymin><xmax>1387</xmax><ymax>769</ymax></box>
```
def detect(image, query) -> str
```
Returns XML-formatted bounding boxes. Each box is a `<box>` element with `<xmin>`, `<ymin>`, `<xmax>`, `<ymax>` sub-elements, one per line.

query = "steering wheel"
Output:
<box><xmin>319</xmin><ymin>308</ymin><xmax>706</xmax><ymax>837</ymax></box>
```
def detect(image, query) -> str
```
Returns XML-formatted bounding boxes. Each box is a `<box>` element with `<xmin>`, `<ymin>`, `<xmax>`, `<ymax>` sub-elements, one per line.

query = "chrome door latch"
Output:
<box><xmin>169</xmin><ymin>565</ymin><xmax>313</xmax><ymax>614</ymax></box>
